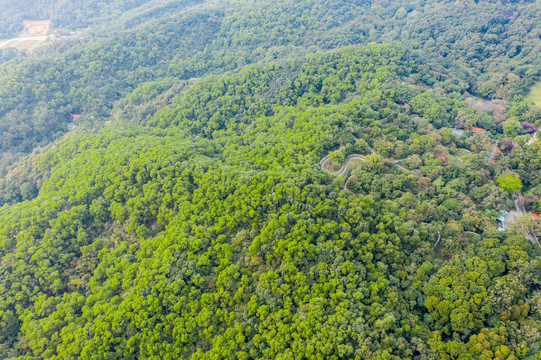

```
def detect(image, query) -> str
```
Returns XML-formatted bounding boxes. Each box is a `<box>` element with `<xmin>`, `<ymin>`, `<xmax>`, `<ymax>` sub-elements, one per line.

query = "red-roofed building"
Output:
<box><xmin>471</xmin><ymin>127</ymin><xmax>487</xmax><ymax>133</ymax></box>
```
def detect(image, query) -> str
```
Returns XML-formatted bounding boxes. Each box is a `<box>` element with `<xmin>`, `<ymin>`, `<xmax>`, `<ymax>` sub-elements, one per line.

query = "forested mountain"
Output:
<box><xmin>0</xmin><ymin>0</ymin><xmax>540</xmax><ymax>359</ymax></box>
<box><xmin>0</xmin><ymin>0</ymin><xmax>539</xmax><ymax>175</ymax></box>
<box><xmin>0</xmin><ymin>0</ymin><xmax>204</xmax><ymax>38</ymax></box>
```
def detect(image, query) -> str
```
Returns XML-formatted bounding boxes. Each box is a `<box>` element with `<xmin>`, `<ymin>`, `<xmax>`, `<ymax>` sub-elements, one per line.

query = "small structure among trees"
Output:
<box><xmin>471</xmin><ymin>127</ymin><xmax>487</xmax><ymax>133</ymax></box>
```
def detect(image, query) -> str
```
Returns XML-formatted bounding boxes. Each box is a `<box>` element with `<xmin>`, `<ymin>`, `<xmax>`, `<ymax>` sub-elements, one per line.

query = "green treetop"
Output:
<box><xmin>496</xmin><ymin>173</ymin><xmax>523</xmax><ymax>194</ymax></box>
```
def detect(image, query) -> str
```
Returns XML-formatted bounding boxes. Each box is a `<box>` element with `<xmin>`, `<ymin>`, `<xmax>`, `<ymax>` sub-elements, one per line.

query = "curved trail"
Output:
<box><xmin>344</xmin><ymin>177</ymin><xmax>352</xmax><ymax>190</ymax></box>
<box><xmin>320</xmin><ymin>153</ymin><xmax>416</xmax><ymax>183</ymax></box>
<box><xmin>320</xmin><ymin>154</ymin><xmax>366</xmax><ymax>177</ymax></box>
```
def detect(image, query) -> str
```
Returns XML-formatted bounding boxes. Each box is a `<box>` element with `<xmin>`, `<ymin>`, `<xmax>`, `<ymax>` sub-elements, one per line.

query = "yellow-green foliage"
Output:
<box><xmin>0</xmin><ymin>43</ymin><xmax>540</xmax><ymax>360</ymax></box>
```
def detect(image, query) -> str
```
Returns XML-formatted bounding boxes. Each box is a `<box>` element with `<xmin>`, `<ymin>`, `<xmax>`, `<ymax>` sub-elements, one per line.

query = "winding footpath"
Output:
<box><xmin>320</xmin><ymin>153</ymin><xmax>419</xmax><ymax>190</ymax></box>
<box><xmin>320</xmin><ymin>154</ymin><xmax>366</xmax><ymax>176</ymax></box>
<box><xmin>320</xmin><ymin>154</ymin><xmax>418</xmax><ymax>178</ymax></box>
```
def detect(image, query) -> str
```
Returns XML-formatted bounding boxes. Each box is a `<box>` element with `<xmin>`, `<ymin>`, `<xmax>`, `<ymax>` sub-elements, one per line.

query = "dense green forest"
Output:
<box><xmin>0</xmin><ymin>0</ymin><xmax>540</xmax><ymax>359</ymax></box>
<box><xmin>0</xmin><ymin>0</ymin><xmax>203</xmax><ymax>38</ymax></box>
<box><xmin>0</xmin><ymin>0</ymin><xmax>539</xmax><ymax>175</ymax></box>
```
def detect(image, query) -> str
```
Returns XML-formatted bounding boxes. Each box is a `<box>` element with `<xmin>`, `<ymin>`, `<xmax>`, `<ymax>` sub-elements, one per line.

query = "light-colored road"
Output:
<box><xmin>319</xmin><ymin>154</ymin><xmax>330</xmax><ymax>166</ymax></box>
<box><xmin>320</xmin><ymin>152</ymin><xmax>417</xmax><ymax>180</ymax></box>
<box><xmin>320</xmin><ymin>154</ymin><xmax>366</xmax><ymax>176</ymax></box>
<box><xmin>344</xmin><ymin>177</ymin><xmax>352</xmax><ymax>190</ymax></box>
<box><xmin>0</xmin><ymin>36</ymin><xmax>48</xmax><ymax>50</ymax></box>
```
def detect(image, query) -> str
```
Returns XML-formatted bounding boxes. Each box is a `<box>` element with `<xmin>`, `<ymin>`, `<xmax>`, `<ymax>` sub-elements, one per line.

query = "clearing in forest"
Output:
<box><xmin>0</xmin><ymin>20</ymin><xmax>50</xmax><ymax>51</ymax></box>
<box><xmin>526</xmin><ymin>81</ymin><xmax>541</xmax><ymax>108</ymax></box>
<box><xmin>22</xmin><ymin>20</ymin><xmax>50</xmax><ymax>37</ymax></box>
<box><xmin>0</xmin><ymin>36</ymin><xmax>48</xmax><ymax>51</ymax></box>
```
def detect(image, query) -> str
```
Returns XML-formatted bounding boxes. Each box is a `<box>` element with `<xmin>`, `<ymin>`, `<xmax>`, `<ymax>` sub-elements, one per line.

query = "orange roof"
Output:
<box><xmin>496</xmin><ymin>147</ymin><xmax>501</xmax><ymax>153</ymax></box>
<box><xmin>471</xmin><ymin>127</ymin><xmax>487</xmax><ymax>133</ymax></box>
<box><xmin>533</xmin><ymin>212</ymin><xmax>539</xmax><ymax>219</ymax></box>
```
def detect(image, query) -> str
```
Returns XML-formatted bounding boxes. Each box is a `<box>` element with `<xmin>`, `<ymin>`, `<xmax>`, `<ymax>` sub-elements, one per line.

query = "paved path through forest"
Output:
<box><xmin>320</xmin><ymin>154</ymin><xmax>366</xmax><ymax>176</ymax></box>
<box><xmin>320</xmin><ymin>152</ymin><xmax>420</xmax><ymax>191</ymax></box>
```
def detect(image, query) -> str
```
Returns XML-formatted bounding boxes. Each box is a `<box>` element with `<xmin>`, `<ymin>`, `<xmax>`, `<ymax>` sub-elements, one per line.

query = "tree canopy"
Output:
<box><xmin>0</xmin><ymin>0</ymin><xmax>540</xmax><ymax>359</ymax></box>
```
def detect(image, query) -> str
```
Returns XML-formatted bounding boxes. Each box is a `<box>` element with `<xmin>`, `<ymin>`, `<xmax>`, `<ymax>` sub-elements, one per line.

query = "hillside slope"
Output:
<box><xmin>0</xmin><ymin>0</ymin><xmax>204</xmax><ymax>38</ymax></box>
<box><xmin>0</xmin><ymin>44</ymin><xmax>540</xmax><ymax>360</ymax></box>
<box><xmin>0</xmin><ymin>1</ymin><xmax>540</xmax><ymax>359</ymax></box>
<box><xmin>0</xmin><ymin>0</ymin><xmax>538</xmax><ymax>175</ymax></box>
